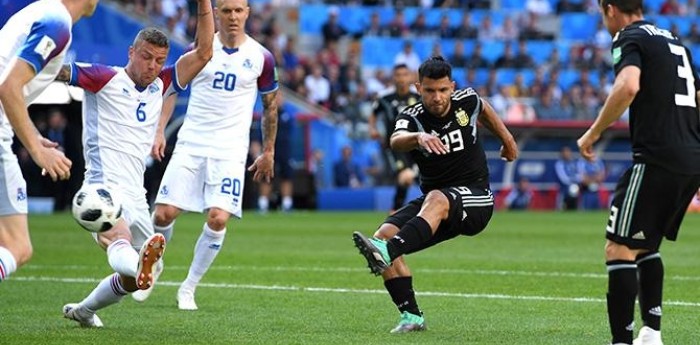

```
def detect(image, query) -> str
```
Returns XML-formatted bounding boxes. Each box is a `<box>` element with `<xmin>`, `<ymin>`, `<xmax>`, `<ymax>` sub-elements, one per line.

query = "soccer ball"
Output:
<box><xmin>71</xmin><ymin>184</ymin><xmax>123</xmax><ymax>232</ymax></box>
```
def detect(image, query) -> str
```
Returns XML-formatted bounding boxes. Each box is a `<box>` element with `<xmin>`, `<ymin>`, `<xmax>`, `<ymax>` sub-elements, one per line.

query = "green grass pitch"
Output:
<box><xmin>2</xmin><ymin>211</ymin><xmax>699</xmax><ymax>344</ymax></box>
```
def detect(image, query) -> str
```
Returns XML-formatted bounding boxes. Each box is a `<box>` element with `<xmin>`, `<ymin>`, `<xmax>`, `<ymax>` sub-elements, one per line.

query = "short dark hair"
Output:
<box><xmin>418</xmin><ymin>56</ymin><xmax>452</xmax><ymax>81</ymax></box>
<box><xmin>393</xmin><ymin>63</ymin><xmax>409</xmax><ymax>71</ymax></box>
<box><xmin>599</xmin><ymin>0</ymin><xmax>642</xmax><ymax>14</ymax></box>
<box><xmin>133</xmin><ymin>28</ymin><xmax>169</xmax><ymax>49</ymax></box>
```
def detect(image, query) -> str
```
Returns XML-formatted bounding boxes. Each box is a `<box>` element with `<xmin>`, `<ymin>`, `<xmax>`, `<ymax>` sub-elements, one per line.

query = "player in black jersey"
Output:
<box><xmin>577</xmin><ymin>1</ymin><xmax>700</xmax><ymax>344</ymax></box>
<box><xmin>369</xmin><ymin>64</ymin><xmax>421</xmax><ymax>211</ymax></box>
<box><xmin>353</xmin><ymin>56</ymin><xmax>518</xmax><ymax>333</ymax></box>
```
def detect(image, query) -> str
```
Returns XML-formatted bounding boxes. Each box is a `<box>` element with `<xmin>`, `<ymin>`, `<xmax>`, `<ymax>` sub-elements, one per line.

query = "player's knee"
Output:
<box><xmin>424</xmin><ymin>190</ymin><xmax>450</xmax><ymax>218</ymax></box>
<box><xmin>604</xmin><ymin>241</ymin><xmax>636</xmax><ymax>261</ymax></box>
<box><xmin>397</xmin><ymin>169</ymin><xmax>415</xmax><ymax>186</ymax></box>
<box><xmin>153</xmin><ymin>205</ymin><xmax>177</xmax><ymax>226</ymax></box>
<box><xmin>207</xmin><ymin>209</ymin><xmax>230</xmax><ymax>231</ymax></box>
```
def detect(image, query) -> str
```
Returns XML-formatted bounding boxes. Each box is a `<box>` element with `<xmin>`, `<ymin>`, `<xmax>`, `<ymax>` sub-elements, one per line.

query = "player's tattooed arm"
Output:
<box><xmin>261</xmin><ymin>90</ymin><xmax>279</xmax><ymax>154</ymax></box>
<box><xmin>56</xmin><ymin>64</ymin><xmax>71</xmax><ymax>82</ymax></box>
<box><xmin>478</xmin><ymin>98</ymin><xmax>518</xmax><ymax>161</ymax></box>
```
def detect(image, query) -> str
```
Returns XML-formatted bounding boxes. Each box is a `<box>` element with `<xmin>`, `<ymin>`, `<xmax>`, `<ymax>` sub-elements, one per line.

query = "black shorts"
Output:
<box><xmin>384</xmin><ymin>185</ymin><xmax>494</xmax><ymax>255</ymax></box>
<box><xmin>274</xmin><ymin>139</ymin><xmax>293</xmax><ymax>180</ymax></box>
<box><xmin>606</xmin><ymin>163</ymin><xmax>700</xmax><ymax>250</ymax></box>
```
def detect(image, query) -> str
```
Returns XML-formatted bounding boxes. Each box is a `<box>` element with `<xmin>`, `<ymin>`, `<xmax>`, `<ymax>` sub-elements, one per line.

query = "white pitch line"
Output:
<box><xmin>10</xmin><ymin>275</ymin><xmax>700</xmax><ymax>307</ymax></box>
<box><xmin>22</xmin><ymin>264</ymin><xmax>700</xmax><ymax>281</ymax></box>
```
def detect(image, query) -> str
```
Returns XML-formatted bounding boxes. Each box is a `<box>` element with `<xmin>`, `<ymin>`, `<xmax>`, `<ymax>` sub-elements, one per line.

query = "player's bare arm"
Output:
<box><xmin>151</xmin><ymin>93</ymin><xmax>177</xmax><ymax>161</ymax></box>
<box><xmin>368</xmin><ymin>112</ymin><xmax>380</xmax><ymax>140</ymax></box>
<box><xmin>248</xmin><ymin>90</ymin><xmax>278</xmax><ymax>183</ymax></box>
<box><xmin>0</xmin><ymin>59</ymin><xmax>71</xmax><ymax>181</ymax></box>
<box><xmin>578</xmin><ymin>65</ymin><xmax>640</xmax><ymax>161</ymax></box>
<box><xmin>390</xmin><ymin>131</ymin><xmax>448</xmax><ymax>155</ymax></box>
<box><xmin>173</xmin><ymin>0</ymin><xmax>214</xmax><ymax>85</ymax></box>
<box><xmin>478</xmin><ymin>98</ymin><xmax>518</xmax><ymax>161</ymax></box>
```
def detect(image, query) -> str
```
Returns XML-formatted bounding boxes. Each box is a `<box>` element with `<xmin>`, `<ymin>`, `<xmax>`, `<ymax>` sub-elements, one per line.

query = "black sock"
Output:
<box><xmin>393</xmin><ymin>185</ymin><xmax>408</xmax><ymax>210</ymax></box>
<box><xmin>384</xmin><ymin>276</ymin><xmax>421</xmax><ymax>316</ymax></box>
<box><xmin>387</xmin><ymin>216</ymin><xmax>433</xmax><ymax>260</ymax></box>
<box><xmin>637</xmin><ymin>252</ymin><xmax>663</xmax><ymax>331</ymax></box>
<box><xmin>607</xmin><ymin>260</ymin><xmax>638</xmax><ymax>345</ymax></box>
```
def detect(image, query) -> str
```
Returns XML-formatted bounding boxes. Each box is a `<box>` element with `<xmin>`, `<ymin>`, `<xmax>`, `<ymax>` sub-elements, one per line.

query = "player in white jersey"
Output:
<box><xmin>55</xmin><ymin>0</ymin><xmax>214</xmax><ymax>328</ymax></box>
<box><xmin>132</xmin><ymin>0</ymin><xmax>279</xmax><ymax>310</ymax></box>
<box><xmin>0</xmin><ymin>0</ymin><xmax>98</xmax><ymax>283</ymax></box>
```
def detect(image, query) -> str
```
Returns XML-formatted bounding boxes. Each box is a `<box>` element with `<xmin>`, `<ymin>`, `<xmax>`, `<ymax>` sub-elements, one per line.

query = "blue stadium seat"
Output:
<box><xmin>525</xmin><ymin>40</ymin><xmax>555</xmax><ymax>64</ymax></box>
<box><xmin>559</xmin><ymin>13</ymin><xmax>598</xmax><ymax>40</ymax></box>
<box><xmin>480</xmin><ymin>41</ymin><xmax>507</xmax><ymax>64</ymax></box>
<box><xmin>557</xmin><ymin>69</ymin><xmax>580</xmax><ymax>90</ymax></box>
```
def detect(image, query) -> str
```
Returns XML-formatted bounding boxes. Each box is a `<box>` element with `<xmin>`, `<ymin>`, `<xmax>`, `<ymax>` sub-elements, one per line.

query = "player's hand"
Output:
<box><xmin>34</xmin><ymin>146</ymin><xmax>72</xmax><ymax>181</ymax></box>
<box><xmin>151</xmin><ymin>132</ymin><xmax>166</xmax><ymax>162</ymax></box>
<box><xmin>417</xmin><ymin>132</ymin><xmax>448</xmax><ymax>155</ymax></box>
<box><xmin>369</xmin><ymin>128</ymin><xmax>381</xmax><ymax>141</ymax></box>
<box><xmin>500</xmin><ymin>139</ymin><xmax>518</xmax><ymax>162</ymax></box>
<box><xmin>577</xmin><ymin>129</ymin><xmax>600</xmax><ymax>162</ymax></box>
<box><xmin>248</xmin><ymin>152</ymin><xmax>274</xmax><ymax>183</ymax></box>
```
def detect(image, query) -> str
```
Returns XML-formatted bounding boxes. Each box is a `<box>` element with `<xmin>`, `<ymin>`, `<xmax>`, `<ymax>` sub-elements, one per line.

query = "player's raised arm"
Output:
<box><xmin>174</xmin><ymin>0</ymin><xmax>214</xmax><ymax>85</ymax></box>
<box><xmin>0</xmin><ymin>59</ymin><xmax>71</xmax><ymax>181</ymax></box>
<box><xmin>477</xmin><ymin>98</ymin><xmax>518</xmax><ymax>161</ymax></box>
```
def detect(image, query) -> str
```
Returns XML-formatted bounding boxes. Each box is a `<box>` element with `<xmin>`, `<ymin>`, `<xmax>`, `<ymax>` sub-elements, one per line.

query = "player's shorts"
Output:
<box><xmin>385</xmin><ymin>185</ymin><xmax>493</xmax><ymax>255</ymax></box>
<box><xmin>606</xmin><ymin>163</ymin><xmax>700</xmax><ymax>250</ymax></box>
<box><xmin>0</xmin><ymin>139</ymin><xmax>27</xmax><ymax>216</ymax></box>
<box><xmin>383</xmin><ymin>149</ymin><xmax>415</xmax><ymax>175</ymax></box>
<box><xmin>155</xmin><ymin>152</ymin><xmax>246</xmax><ymax>218</ymax></box>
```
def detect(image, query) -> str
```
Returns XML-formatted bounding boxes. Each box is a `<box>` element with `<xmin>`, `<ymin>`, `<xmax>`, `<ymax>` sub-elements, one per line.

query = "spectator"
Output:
<box><xmin>453</xmin><ymin>13</ymin><xmax>478</xmax><ymax>39</ymax></box>
<box><xmin>394</xmin><ymin>41</ymin><xmax>421</xmax><ymax>71</ymax></box>
<box><xmin>495</xmin><ymin>42</ymin><xmax>518</xmax><ymax>68</ymax></box>
<box><xmin>304</xmin><ymin>65</ymin><xmax>331</xmax><ymax>106</ymax></box>
<box><xmin>526</xmin><ymin>0</ymin><xmax>553</xmax><ymax>16</ymax></box>
<box><xmin>477</xmin><ymin>15</ymin><xmax>499</xmax><ymax>41</ymax></box>
<box><xmin>435</xmin><ymin>15</ymin><xmax>454</xmax><ymax>38</ymax></box>
<box><xmin>578</xmin><ymin>156</ymin><xmax>605</xmax><ymax>210</ymax></box>
<box><xmin>505</xmin><ymin>177</ymin><xmax>534</xmax><ymax>210</ymax></box>
<box><xmin>555</xmin><ymin>146</ymin><xmax>581</xmax><ymax>210</ymax></box>
<box><xmin>385</xmin><ymin>10</ymin><xmax>409</xmax><ymax>37</ymax></box>
<box><xmin>496</xmin><ymin>16</ymin><xmax>520</xmax><ymax>41</ymax></box>
<box><xmin>556</xmin><ymin>0</ymin><xmax>584</xmax><ymax>13</ymax></box>
<box><xmin>688</xmin><ymin>23</ymin><xmax>700</xmax><ymax>43</ymax></box>
<box><xmin>364</xmin><ymin>12</ymin><xmax>385</xmax><ymax>37</ymax></box>
<box><xmin>321</xmin><ymin>6</ymin><xmax>347</xmax><ymax>43</ymax></box>
<box><xmin>489</xmin><ymin>84</ymin><xmax>511</xmax><ymax>115</ymax></box>
<box><xmin>533</xmin><ymin>89</ymin><xmax>563</xmax><ymax>120</ymax></box>
<box><xmin>465</xmin><ymin>42</ymin><xmax>491</xmax><ymax>69</ymax></box>
<box><xmin>282</xmin><ymin>35</ymin><xmax>300</xmax><ymax>72</ymax></box>
<box><xmin>519</xmin><ymin>12</ymin><xmax>551</xmax><ymax>40</ymax></box>
<box><xmin>659</xmin><ymin>0</ymin><xmax>682</xmax><ymax>15</ymax></box>
<box><xmin>333</xmin><ymin>146</ymin><xmax>364</xmax><ymax>188</ymax></box>
<box><xmin>450</xmin><ymin>40</ymin><xmax>468</xmax><ymax>68</ymax></box>
<box><xmin>514</xmin><ymin>40</ymin><xmax>535</xmax><ymax>69</ymax></box>
<box><xmin>409</xmin><ymin>12</ymin><xmax>432</xmax><ymax>36</ymax></box>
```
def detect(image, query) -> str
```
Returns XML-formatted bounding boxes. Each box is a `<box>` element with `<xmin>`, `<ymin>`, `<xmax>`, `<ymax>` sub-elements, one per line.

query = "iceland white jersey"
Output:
<box><xmin>175</xmin><ymin>34</ymin><xmax>278</xmax><ymax>160</ymax></box>
<box><xmin>68</xmin><ymin>63</ymin><xmax>185</xmax><ymax>188</ymax></box>
<box><xmin>0</xmin><ymin>0</ymin><xmax>73</xmax><ymax>140</ymax></box>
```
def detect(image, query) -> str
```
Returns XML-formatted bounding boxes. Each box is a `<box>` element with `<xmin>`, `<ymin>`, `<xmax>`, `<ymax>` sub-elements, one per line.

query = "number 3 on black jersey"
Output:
<box><xmin>668</xmin><ymin>43</ymin><xmax>696</xmax><ymax>108</ymax></box>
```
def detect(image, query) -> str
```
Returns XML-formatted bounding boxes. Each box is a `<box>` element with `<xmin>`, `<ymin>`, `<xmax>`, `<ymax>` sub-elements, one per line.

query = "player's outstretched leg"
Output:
<box><xmin>63</xmin><ymin>303</ymin><xmax>104</xmax><ymax>328</ymax></box>
<box><xmin>62</xmin><ymin>273</ymin><xmax>129</xmax><ymax>328</ymax></box>
<box><xmin>352</xmin><ymin>231</ymin><xmax>391</xmax><ymax>275</ymax></box>
<box><xmin>136</xmin><ymin>233</ymin><xmax>166</xmax><ymax>290</ymax></box>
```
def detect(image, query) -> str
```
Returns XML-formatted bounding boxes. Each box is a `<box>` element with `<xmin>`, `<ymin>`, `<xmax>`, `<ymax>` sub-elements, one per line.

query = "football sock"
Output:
<box><xmin>393</xmin><ymin>185</ymin><xmax>408</xmax><ymax>210</ymax></box>
<box><xmin>384</xmin><ymin>276</ymin><xmax>421</xmax><ymax>316</ymax></box>
<box><xmin>152</xmin><ymin>212</ymin><xmax>174</xmax><ymax>243</ymax></box>
<box><xmin>386</xmin><ymin>217</ymin><xmax>433</xmax><ymax>260</ymax></box>
<box><xmin>182</xmin><ymin>223</ymin><xmax>226</xmax><ymax>289</ymax></box>
<box><xmin>0</xmin><ymin>246</ymin><xmax>17</xmax><ymax>281</ymax></box>
<box><xmin>607</xmin><ymin>260</ymin><xmax>637</xmax><ymax>345</ymax></box>
<box><xmin>282</xmin><ymin>196</ymin><xmax>293</xmax><ymax>211</ymax></box>
<box><xmin>106</xmin><ymin>239</ymin><xmax>139</xmax><ymax>278</ymax></box>
<box><xmin>80</xmin><ymin>273</ymin><xmax>127</xmax><ymax>312</ymax></box>
<box><xmin>258</xmin><ymin>196</ymin><xmax>269</xmax><ymax>212</ymax></box>
<box><xmin>637</xmin><ymin>252</ymin><xmax>663</xmax><ymax>331</ymax></box>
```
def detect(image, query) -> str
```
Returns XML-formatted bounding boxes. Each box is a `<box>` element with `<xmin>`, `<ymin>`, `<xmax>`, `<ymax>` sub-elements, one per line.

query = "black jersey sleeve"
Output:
<box><xmin>392</xmin><ymin>111</ymin><xmax>419</xmax><ymax>135</ymax></box>
<box><xmin>612</xmin><ymin>30</ymin><xmax>642</xmax><ymax>75</ymax></box>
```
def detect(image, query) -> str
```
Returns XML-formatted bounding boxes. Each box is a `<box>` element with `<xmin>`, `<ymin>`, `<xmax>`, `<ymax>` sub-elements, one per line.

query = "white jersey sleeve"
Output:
<box><xmin>174</xmin><ymin>35</ymin><xmax>278</xmax><ymax>160</ymax></box>
<box><xmin>0</xmin><ymin>0</ymin><xmax>73</xmax><ymax>140</ymax></box>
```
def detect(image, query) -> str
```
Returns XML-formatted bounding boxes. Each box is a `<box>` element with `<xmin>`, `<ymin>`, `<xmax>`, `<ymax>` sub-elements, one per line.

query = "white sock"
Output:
<box><xmin>106</xmin><ymin>239</ymin><xmax>139</xmax><ymax>278</ymax></box>
<box><xmin>153</xmin><ymin>217</ymin><xmax>175</xmax><ymax>243</ymax></box>
<box><xmin>258</xmin><ymin>196</ymin><xmax>269</xmax><ymax>212</ymax></box>
<box><xmin>80</xmin><ymin>273</ymin><xmax>127</xmax><ymax>312</ymax></box>
<box><xmin>282</xmin><ymin>196</ymin><xmax>293</xmax><ymax>211</ymax></box>
<box><xmin>0</xmin><ymin>246</ymin><xmax>18</xmax><ymax>281</ymax></box>
<box><xmin>182</xmin><ymin>224</ymin><xmax>226</xmax><ymax>289</ymax></box>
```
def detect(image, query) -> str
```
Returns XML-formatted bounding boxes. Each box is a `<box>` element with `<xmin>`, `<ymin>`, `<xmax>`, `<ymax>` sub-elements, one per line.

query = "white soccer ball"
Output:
<box><xmin>71</xmin><ymin>184</ymin><xmax>123</xmax><ymax>232</ymax></box>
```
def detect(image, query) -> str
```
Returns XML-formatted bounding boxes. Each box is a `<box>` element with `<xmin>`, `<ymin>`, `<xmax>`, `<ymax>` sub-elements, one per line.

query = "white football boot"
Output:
<box><xmin>633</xmin><ymin>326</ymin><xmax>663</xmax><ymax>345</ymax></box>
<box><xmin>63</xmin><ymin>303</ymin><xmax>103</xmax><ymax>328</ymax></box>
<box><xmin>177</xmin><ymin>284</ymin><xmax>198</xmax><ymax>311</ymax></box>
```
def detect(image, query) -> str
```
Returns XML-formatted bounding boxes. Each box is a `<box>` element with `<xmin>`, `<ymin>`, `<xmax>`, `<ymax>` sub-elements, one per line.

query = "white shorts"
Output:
<box><xmin>0</xmin><ymin>140</ymin><xmax>27</xmax><ymax>216</ymax></box>
<box><xmin>155</xmin><ymin>152</ymin><xmax>246</xmax><ymax>218</ymax></box>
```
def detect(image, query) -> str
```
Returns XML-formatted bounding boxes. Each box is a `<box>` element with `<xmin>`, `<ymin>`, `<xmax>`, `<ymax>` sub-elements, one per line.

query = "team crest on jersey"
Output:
<box><xmin>148</xmin><ymin>84</ymin><xmax>159</xmax><ymax>94</ymax></box>
<box><xmin>160</xmin><ymin>185</ymin><xmax>169</xmax><ymax>196</ymax></box>
<box><xmin>16</xmin><ymin>188</ymin><xmax>26</xmax><ymax>201</ymax></box>
<box><xmin>243</xmin><ymin>59</ymin><xmax>253</xmax><ymax>69</ymax></box>
<box><xmin>455</xmin><ymin>108</ymin><xmax>469</xmax><ymax>127</ymax></box>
